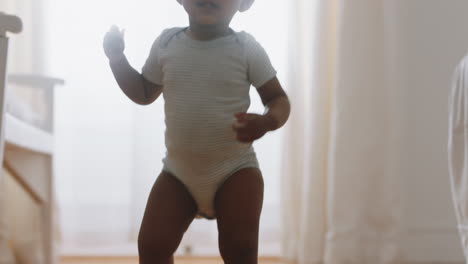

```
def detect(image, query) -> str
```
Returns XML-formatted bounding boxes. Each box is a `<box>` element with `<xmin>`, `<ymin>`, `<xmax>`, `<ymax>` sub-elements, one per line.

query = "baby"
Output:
<box><xmin>103</xmin><ymin>0</ymin><xmax>290</xmax><ymax>263</ymax></box>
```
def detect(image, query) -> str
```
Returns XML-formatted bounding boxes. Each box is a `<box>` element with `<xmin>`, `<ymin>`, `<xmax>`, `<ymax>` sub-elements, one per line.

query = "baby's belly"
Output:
<box><xmin>164</xmin><ymin>108</ymin><xmax>249</xmax><ymax>154</ymax></box>
<box><xmin>162</xmin><ymin>83</ymin><xmax>251</xmax><ymax>153</ymax></box>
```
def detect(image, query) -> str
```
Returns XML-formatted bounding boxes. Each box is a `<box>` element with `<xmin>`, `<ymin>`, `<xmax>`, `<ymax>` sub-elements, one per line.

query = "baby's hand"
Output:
<box><xmin>232</xmin><ymin>112</ymin><xmax>270</xmax><ymax>143</ymax></box>
<box><xmin>103</xmin><ymin>25</ymin><xmax>125</xmax><ymax>61</ymax></box>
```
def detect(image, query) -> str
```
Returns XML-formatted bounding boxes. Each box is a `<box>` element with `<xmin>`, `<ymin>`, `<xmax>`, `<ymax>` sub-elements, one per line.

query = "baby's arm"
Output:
<box><xmin>233</xmin><ymin>77</ymin><xmax>290</xmax><ymax>143</ymax></box>
<box><xmin>103</xmin><ymin>26</ymin><xmax>162</xmax><ymax>105</ymax></box>
<box><xmin>257</xmin><ymin>77</ymin><xmax>290</xmax><ymax>131</ymax></box>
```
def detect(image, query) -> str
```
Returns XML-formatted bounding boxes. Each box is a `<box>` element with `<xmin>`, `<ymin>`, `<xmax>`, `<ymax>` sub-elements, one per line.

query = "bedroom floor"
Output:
<box><xmin>60</xmin><ymin>256</ymin><xmax>289</xmax><ymax>264</ymax></box>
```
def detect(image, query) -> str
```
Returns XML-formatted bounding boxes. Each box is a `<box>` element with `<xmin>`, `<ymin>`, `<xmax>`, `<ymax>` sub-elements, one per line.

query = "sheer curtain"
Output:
<box><xmin>281</xmin><ymin>0</ymin><xmax>403</xmax><ymax>263</ymax></box>
<box><xmin>46</xmin><ymin>0</ymin><xmax>288</xmax><ymax>256</ymax></box>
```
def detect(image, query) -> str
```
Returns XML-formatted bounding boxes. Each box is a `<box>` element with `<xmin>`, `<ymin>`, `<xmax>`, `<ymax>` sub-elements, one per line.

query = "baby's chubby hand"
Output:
<box><xmin>103</xmin><ymin>25</ymin><xmax>125</xmax><ymax>61</ymax></box>
<box><xmin>232</xmin><ymin>112</ymin><xmax>272</xmax><ymax>143</ymax></box>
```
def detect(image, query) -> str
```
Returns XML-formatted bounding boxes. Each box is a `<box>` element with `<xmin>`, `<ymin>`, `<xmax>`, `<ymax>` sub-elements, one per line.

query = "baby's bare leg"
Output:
<box><xmin>138</xmin><ymin>171</ymin><xmax>197</xmax><ymax>264</ymax></box>
<box><xmin>215</xmin><ymin>167</ymin><xmax>264</xmax><ymax>264</ymax></box>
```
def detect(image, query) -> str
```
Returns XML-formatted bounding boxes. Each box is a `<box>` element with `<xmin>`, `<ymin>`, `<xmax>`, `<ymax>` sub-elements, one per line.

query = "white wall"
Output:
<box><xmin>389</xmin><ymin>0</ymin><xmax>468</xmax><ymax>262</ymax></box>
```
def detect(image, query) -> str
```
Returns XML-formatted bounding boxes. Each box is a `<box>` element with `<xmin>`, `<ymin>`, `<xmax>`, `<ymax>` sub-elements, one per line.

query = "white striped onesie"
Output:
<box><xmin>142</xmin><ymin>27</ymin><xmax>276</xmax><ymax>219</ymax></box>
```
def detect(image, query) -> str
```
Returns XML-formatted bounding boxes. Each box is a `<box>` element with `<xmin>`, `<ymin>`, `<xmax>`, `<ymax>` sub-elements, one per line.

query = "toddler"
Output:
<box><xmin>103</xmin><ymin>0</ymin><xmax>290</xmax><ymax>263</ymax></box>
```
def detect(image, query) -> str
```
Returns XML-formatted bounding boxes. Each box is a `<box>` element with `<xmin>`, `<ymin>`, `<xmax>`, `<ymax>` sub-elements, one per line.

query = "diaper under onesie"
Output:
<box><xmin>141</xmin><ymin>27</ymin><xmax>277</xmax><ymax>219</ymax></box>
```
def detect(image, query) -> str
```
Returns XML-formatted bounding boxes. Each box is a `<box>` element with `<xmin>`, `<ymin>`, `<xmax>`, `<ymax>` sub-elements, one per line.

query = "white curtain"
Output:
<box><xmin>281</xmin><ymin>0</ymin><xmax>403</xmax><ymax>263</ymax></box>
<box><xmin>46</xmin><ymin>0</ymin><xmax>288</xmax><ymax>256</ymax></box>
